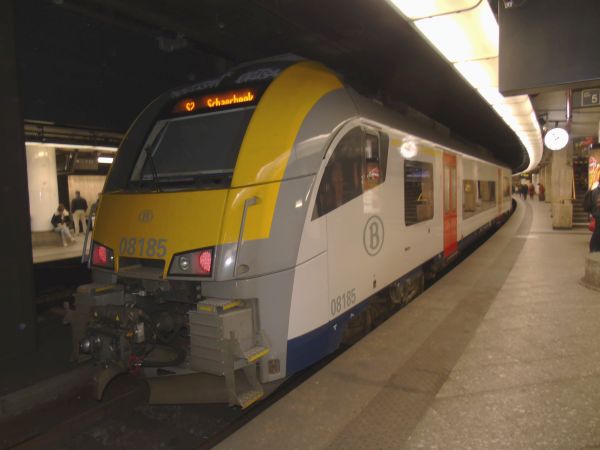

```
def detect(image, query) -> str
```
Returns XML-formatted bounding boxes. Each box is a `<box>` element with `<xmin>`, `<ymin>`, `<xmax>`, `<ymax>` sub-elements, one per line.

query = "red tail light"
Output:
<box><xmin>197</xmin><ymin>249</ymin><xmax>212</xmax><ymax>275</ymax></box>
<box><xmin>169</xmin><ymin>247</ymin><xmax>214</xmax><ymax>277</ymax></box>
<box><xmin>91</xmin><ymin>242</ymin><xmax>114</xmax><ymax>269</ymax></box>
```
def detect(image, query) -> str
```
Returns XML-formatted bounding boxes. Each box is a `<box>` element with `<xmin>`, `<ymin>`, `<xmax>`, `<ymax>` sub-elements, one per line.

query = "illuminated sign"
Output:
<box><xmin>173</xmin><ymin>88</ymin><xmax>257</xmax><ymax>113</ymax></box>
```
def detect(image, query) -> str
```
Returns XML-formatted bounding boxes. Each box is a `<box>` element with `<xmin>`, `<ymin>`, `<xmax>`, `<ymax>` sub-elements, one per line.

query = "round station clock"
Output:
<box><xmin>544</xmin><ymin>127</ymin><xmax>569</xmax><ymax>150</ymax></box>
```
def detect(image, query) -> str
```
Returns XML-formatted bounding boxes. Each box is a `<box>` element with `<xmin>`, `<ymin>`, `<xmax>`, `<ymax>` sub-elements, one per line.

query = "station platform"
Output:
<box><xmin>32</xmin><ymin>233</ymin><xmax>86</xmax><ymax>264</ymax></box>
<box><xmin>216</xmin><ymin>198</ymin><xmax>599</xmax><ymax>450</ymax></box>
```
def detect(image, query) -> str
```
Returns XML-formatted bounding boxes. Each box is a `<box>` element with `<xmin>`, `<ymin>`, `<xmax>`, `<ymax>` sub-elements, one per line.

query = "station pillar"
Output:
<box><xmin>541</xmin><ymin>164</ymin><xmax>552</xmax><ymax>203</ymax></box>
<box><xmin>551</xmin><ymin>146</ymin><xmax>573</xmax><ymax>229</ymax></box>
<box><xmin>0</xmin><ymin>0</ymin><xmax>36</xmax><ymax>359</ymax></box>
<box><xmin>26</xmin><ymin>145</ymin><xmax>59</xmax><ymax>231</ymax></box>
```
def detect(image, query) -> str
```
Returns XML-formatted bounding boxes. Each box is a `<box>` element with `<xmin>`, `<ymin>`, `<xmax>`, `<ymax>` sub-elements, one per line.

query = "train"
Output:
<box><xmin>72</xmin><ymin>55</ymin><xmax>512</xmax><ymax>408</ymax></box>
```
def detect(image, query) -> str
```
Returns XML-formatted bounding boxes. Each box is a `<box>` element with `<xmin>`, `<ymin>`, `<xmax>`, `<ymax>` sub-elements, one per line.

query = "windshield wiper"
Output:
<box><xmin>142</xmin><ymin>125</ymin><xmax>167</xmax><ymax>192</ymax></box>
<box><xmin>144</xmin><ymin>147</ymin><xmax>161</xmax><ymax>192</ymax></box>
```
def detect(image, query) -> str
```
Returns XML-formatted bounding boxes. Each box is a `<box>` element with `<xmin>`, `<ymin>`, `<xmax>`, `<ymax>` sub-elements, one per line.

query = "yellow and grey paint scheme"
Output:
<box><xmin>90</xmin><ymin>57</ymin><xmax>511</xmax><ymax>389</ymax></box>
<box><xmin>93</xmin><ymin>61</ymin><xmax>343</xmax><ymax>278</ymax></box>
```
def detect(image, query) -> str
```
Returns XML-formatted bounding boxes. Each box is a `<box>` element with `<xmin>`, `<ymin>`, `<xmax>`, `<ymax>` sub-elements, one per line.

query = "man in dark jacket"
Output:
<box><xmin>590</xmin><ymin>182</ymin><xmax>600</xmax><ymax>252</ymax></box>
<box><xmin>70</xmin><ymin>191</ymin><xmax>88</xmax><ymax>236</ymax></box>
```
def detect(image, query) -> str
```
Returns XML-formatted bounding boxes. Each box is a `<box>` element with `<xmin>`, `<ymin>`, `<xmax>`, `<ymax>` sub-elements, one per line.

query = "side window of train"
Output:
<box><xmin>404</xmin><ymin>160</ymin><xmax>434</xmax><ymax>226</ymax></box>
<box><xmin>503</xmin><ymin>176</ymin><xmax>511</xmax><ymax>198</ymax></box>
<box><xmin>363</xmin><ymin>132</ymin><xmax>389</xmax><ymax>191</ymax></box>
<box><xmin>463</xmin><ymin>180</ymin><xmax>497</xmax><ymax>219</ymax></box>
<box><xmin>314</xmin><ymin>127</ymin><xmax>365</xmax><ymax>219</ymax></box>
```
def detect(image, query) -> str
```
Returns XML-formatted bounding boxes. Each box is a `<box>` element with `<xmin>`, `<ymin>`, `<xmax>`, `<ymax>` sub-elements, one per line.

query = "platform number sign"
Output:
<box><xmin>581</xmin><ymin>89</ymin><xmax>600</xmax><ymax>107</ymax></box>
<box><xmin>363</xmin><ymin>215</ymin><xmax>384</xmax><ymax>256</ymax></box>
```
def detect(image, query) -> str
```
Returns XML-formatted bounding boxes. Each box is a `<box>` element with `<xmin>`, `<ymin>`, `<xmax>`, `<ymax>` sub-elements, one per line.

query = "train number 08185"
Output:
<box><xmin>330</xmin><ymin>288</ymin><xmax>357</xmax><ymax>316</ymax></box>
<box><xmin>119</xmin><ymin>237</ymin><xmax>167</xmax><ymax>258</ymax></box>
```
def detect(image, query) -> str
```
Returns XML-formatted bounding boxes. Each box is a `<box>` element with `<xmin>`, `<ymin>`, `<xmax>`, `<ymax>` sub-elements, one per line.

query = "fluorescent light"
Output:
<box><xmin>387</xmin><ymin>0</ymin><xmax>480</xmax><ymax>20</ymax></box>
<box><xmin>493</xmin><ymin>101</ymin><xmax>533</xmax><ymax>119</ymax></box>
<box><xmin>97</xmin><ymin>156</ymin><xmax>114</xmax><ymax>164</ymax></box>
<box><xmin>25</xmin><ymin>141</ymin><xmax>118</xmax><ymax>152</ymax></box>
<box><xmin>476</xmin><ymin>87</ymin><xmax>507</xmax><ymax>106</ymax></box>
<box><xmin>387</xmin><ymin>0</ymin><xmax>542</xmax><ymax>172</ymax></box>
<box><xmin>414</xmin><ymin>2</ymin><xmax>498</xmax><ymax>62</ymax></box>
<box><xmin>454</xmin><ymin>58</ymin><xmax>498</xmax><ymax>89</ymax></box>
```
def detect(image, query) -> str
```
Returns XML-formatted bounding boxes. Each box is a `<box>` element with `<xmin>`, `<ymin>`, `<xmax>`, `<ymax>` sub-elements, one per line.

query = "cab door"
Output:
<box><xmin>443</xmin><ymin>153</ymin><xmax>457</xmax><ymax>257</ymax></box>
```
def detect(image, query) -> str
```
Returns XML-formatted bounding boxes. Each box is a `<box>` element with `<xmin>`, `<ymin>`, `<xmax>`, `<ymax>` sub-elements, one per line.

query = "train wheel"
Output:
<box><xmin>341</xmin><ymin>307</ymin><xmax>373</xmax><ymax>345</ymax></box>
<box><xmin>388</xmin><ymin>280</ymin><xmax>408</xmax><ymax>307</ymax></box>
<box><xmin>388</xmin><ymin>273</ymin><xmax>424</xmax><ymax>307</ymax></box>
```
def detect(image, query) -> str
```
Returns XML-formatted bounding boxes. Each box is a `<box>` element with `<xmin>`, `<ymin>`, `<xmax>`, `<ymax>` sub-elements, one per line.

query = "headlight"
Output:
<box><xmin>169</xmin><ymin>247</ymin><xmax>214</xmax><ymax>277</ymax></box>
<box><xmin>178</xmin><ymin>256</ymin><xmax>190</xmax><ymax>271</ymax></box>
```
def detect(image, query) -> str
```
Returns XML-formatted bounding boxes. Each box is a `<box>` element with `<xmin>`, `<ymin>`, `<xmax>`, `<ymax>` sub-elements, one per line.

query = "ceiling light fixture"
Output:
<box><xmin>25</xmin><ymin>141</ymin><xmax>119</xmax><ymax>152</ymax></box>
<box><xmin>386</xmin><ymin>0</ymin><xmax>542</xmax><ymax>173</ymax></box>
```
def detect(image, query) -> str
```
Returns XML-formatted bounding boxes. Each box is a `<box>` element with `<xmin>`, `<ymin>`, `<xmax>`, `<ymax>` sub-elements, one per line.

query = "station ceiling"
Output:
<box><xmin>16</xmin><ymin>0</ymin><xmax>528</xmax><ymax>171</ymax></box>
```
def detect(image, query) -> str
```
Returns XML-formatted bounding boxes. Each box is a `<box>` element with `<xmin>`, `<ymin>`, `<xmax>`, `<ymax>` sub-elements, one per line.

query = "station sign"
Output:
<box><xmin>573</xmin><ymin>88</ymin><xmax>600</xmax><ymax>108</ymax></box>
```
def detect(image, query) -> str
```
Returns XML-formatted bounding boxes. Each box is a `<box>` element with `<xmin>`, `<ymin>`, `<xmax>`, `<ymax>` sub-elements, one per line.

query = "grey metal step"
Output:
<box><xmin>236</xmin><ymin>389</ymin><xmax>263</xmax><ymax>409</ymax></box>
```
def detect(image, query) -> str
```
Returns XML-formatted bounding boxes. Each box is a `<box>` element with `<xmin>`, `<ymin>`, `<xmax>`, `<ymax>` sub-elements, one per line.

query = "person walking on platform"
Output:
<box><xmin>51</xmin><ymin>204</ymin><xmax>75</xmax><ymax>247</ymax></box>
<box><xmin>70</xmin><ymin>191</ymin><xmax>88</xmax><ymax>236</ymax></box>
<box><xmin>588</xmin><ymin>181</ymin><xmax>600</xmax><ymax>252</ymax></box>
<box><xmin>528</xmin><ymin>183</ymin><xmax>535</xmax><ymax>199</ymax></box>
<box><xmin>520</xmin><ymin>184</ymin><xmax>528</xmax><ymax>200</ymax></box>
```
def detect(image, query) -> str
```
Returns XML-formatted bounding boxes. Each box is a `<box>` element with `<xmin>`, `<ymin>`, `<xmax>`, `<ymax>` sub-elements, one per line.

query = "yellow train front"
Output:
<box><xmin>74</xmin><ymin>55</ymin><xmax>512</xmax><ymax>408</ymax></box>
<box><xmin>75</xmin><ymin>57</ymin><xmax>346</xmax><ymax>408</ymax></box>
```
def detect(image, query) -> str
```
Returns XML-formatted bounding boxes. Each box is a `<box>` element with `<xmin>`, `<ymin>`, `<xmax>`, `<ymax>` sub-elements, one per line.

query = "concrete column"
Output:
<box><xmin>545</xmin><ymin>165</ymin><xmax>551</xmax><ymax>202</ymax></box>
<box><xmin>544</xmin><ymin>163</ymin><xmax>553</xmax><ymax>203</ymax></box>
<box><xmin>551</xmin><ymin>146</ymin><xmax>574</xmax><ymax>228</ymax></box>
<box><xmin>0</xmin><ymin>0</ymin><xmax>36</xmax><ymax>359</ymax></box>
<box><xmin>26</xmin><ymin>145</ymin><xmax>58</xmax><ymax>231</ymax></box>
<box><xmin>532</xmin><ymin>173</ymin><xmax>540</xmax><ymax>194</ymax></box>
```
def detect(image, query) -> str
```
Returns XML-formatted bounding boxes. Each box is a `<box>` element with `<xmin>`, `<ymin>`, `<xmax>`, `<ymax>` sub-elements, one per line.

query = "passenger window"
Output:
<box><xmin>463</xmin><ymin>180</ymin><xmax>497</xmax><ymax>219</ymax></box>
<box><xmin>314</xmin><ymin>127</ymin><xmax>364</xmax><ymax>218</ymax></box>
<box><xmin>503</xmin><ymin>176</ymin><xmax>511</xmax><ymax>198</ymax></box>
<box><xmin>405</xmin><ymin>160</ymin><xmax>434</xmax><ymax>226</ymax></box>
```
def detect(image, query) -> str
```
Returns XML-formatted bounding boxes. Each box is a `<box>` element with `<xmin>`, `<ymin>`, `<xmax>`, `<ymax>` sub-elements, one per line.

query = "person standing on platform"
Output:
<box><xmin>528</xmin><ymin>183</ymin><xmax>535</xmax><ymax>199</ymax></box>
<box><xmin>589</xmin><ymin>180</ymin><xmax>600</xmax><ymax>252</ymax></box>
<box><xmin>51</xmin><ymin>204</ymin><xmax>74</xmax><ymax>247</ymax></box>
<box><xmin>70</xmin><ymin>191</ymin><xmax>88</xmax><ymax>236</ymax></box>
<box><xmin>520</xmin><ymin>184</ymin><xmax>528</xmax><ymax>200</ymax></box>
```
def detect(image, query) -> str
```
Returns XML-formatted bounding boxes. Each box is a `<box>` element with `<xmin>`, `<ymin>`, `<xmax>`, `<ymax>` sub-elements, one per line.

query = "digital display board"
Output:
<box><xmin>172</xmin><ymin>88</ymin><xmax>259</xmax><ymax>114</ymax></box>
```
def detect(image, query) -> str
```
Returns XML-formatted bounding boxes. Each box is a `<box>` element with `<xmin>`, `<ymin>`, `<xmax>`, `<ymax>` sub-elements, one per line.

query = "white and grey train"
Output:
<box><xmin>75</xmin><ymin>56</ymin><xmax>512</xmax><ymax>407</ymax></box>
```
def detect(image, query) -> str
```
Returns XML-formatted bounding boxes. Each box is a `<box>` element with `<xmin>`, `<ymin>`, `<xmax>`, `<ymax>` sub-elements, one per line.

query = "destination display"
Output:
<box><xmin>172</xmin><ymin>88</ymin><xmax>259</xmax><ymax>114</ymax></box>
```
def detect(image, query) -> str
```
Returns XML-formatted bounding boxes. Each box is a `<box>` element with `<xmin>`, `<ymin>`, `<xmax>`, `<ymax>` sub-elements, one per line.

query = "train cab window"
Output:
<box><xmin>314</xmin><ymin>128</ymin><xmax>389</xmax><ymax>219</ymax></box>
<box><xmin>129</xmin><ymin>106</ymin><xmax>254</xmax><ymax>190</ymax></box>
<box><xmin>364</xmin><ymin>132</ymin><xmax>388</xmax><ymax>191</ymax></box>
<box><xmin>404</xmin><ymin>160</ymin><xmax>434</xmax><ymax>226</ymax></box>
<box><xmin>314</xmin><ymin>127</ymin><xmax>364</xmax><ymax>218</ymax></box>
